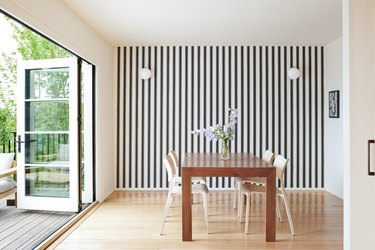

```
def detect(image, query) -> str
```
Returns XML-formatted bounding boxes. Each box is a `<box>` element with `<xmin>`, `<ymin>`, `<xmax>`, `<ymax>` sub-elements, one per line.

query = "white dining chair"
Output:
<box><xmin>170</xmin><ymin>150</ymin><xmax>207</xmax><ymax>185</ymax></box>
<box><xmin>232</xmin><ymin>150</ymin><xmax>275</xmax><ymax>209</ymax></box>
<box><xmin>160</xmin><ymin>153</ymin><xmax>210</xmax><ymax>235</ymax></box>
<box><xmin>239</xmin><ymin>155</ymin><xmax>295</xmax><ymax>235</ymax></box>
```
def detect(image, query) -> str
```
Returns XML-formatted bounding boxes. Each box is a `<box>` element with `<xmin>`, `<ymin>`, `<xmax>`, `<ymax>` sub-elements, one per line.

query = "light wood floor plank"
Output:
<box><xmin>56</xmin><ymin>190</ymin><xmax>343</xmax><ymax>250</ymax></box>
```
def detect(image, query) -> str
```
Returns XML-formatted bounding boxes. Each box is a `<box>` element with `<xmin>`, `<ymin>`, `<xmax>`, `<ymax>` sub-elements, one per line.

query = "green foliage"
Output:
<box><xmin>9</xmin><ymin>18</ymin><xmax>70</xmax><ymax>60</ymax></box>
<box><xmin>0</xmin><ymin>107</ymin><xmax>15</xmax><ymax>145</ymax></box>
<box><xmin>0</xmin><ymin>15</ymin><xmax>71</xmax><ymax>146</ymax></box>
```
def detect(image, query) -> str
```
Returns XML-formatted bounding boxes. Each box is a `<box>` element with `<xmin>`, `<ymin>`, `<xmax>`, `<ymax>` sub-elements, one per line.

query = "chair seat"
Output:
<box><xmin>235</xmin><ymin>177</ymin><xmax>265</xmax><ymax>184</ymax></box>
<box><xmin>0</xmin><ymin>179</ymin><xmax>17</xmax><ymax>193</ymax></box>
<box><xmin>175</xmin><ymin>176</ymin><xmax>207</xmax><ymax>184</ymax></box>
<box><xmin>171</xmin><ymin>183</ymin><xmax>209</xmax><ymax>195</ymax></box>
<box><xmin>241</xmin><ymin>183</ymin><xmax>282</xmax><ymax>195</ymax></box>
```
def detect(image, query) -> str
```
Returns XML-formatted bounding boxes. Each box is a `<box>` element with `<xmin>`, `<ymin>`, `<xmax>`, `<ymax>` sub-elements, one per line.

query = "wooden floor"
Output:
<box><xmin>57</xmin><ymin>190</ymin><xmax>343</xmax><ymax>250</ymax></box>
<box><xmin>0</xmin><ymin>198</ymin><xmax>74</xmax><ymax>250</ymax></box>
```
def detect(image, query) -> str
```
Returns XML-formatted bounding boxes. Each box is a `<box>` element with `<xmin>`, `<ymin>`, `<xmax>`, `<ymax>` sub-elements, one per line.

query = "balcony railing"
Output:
<box><xmin>1</xmin><ymin>132</ymin><xmax>17</xmax><ymax>155</ymax></box>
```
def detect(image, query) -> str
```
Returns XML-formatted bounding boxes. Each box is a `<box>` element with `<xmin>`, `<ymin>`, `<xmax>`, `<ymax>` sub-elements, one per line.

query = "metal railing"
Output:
<box><xmin>1</xmin><ymin>131</ymin><xmax>17</xmax><ymax>154</ymax></box>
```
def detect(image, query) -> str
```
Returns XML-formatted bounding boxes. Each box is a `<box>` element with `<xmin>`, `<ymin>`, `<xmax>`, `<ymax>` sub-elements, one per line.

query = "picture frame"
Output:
<box><xmin>329</xmin><ymin>90</ymin><xmax>340</xmax><ymax>118</ymax></box>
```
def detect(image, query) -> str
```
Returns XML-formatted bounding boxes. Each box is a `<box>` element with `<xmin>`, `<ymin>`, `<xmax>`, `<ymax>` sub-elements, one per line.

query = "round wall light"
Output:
<box><xmin>140</xmin><ymin>68</ymin><xmax>152</xmax><ymax>80</ymax></box>
<box><xmin>287</xmin><ymin>67</ymin><xmax>300</xmax><ymax>80</ymax></box>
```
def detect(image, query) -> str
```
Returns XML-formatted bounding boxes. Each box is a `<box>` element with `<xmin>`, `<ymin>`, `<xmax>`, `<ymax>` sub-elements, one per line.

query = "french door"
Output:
<box><xmin>16</xmin><ymin>58</ymin><xmax>80</xmax><ymax>212</ymax></box>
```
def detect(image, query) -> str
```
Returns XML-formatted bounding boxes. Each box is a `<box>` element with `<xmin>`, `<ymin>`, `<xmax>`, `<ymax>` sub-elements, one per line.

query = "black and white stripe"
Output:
<box><xmin>117</xmin><ymin>46</ymin><xmax>324</xmax><ymax>189</ymax></box>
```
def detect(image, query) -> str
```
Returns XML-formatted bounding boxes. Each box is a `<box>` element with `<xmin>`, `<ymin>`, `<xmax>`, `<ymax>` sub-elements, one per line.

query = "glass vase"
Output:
<box><xmin>221</xmin><ymin>140</ymin><xmax>230</xmax><ymax>160</ymax></box>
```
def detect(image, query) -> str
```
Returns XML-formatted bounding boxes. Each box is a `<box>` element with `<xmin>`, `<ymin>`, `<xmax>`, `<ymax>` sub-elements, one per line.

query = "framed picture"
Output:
<box><xmin>329</xmin><ymin>90</ymin><xmax>340</xmax><ymax>118</ymax></box>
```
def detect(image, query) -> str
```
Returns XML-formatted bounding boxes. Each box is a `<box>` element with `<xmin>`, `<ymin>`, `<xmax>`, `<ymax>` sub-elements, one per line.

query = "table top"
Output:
<box><xmin>183</xmin><ymin>153</ymin><xmax>273</xmax><ymax>169</ymax></box>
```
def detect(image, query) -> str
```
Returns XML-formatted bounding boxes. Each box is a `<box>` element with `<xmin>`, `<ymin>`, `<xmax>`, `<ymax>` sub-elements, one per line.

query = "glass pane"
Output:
<box><xmin>26</xmin><ymin>68</ymin><xmax>69</xmax><ymax>99</ymax></box>
<box><xmin>25</xmin><ymin>133</ymin><xmax>69</xmax><ymax>164</ymax></box>
<box><xmin>25</xmin><ymin>101</ymin><xmax>69</xmax><ymax>131</ymax></box>
<box><xmin>25</xmin><ymin>166</ymin><xmax>69</xmax><ymax>198</ymax></box>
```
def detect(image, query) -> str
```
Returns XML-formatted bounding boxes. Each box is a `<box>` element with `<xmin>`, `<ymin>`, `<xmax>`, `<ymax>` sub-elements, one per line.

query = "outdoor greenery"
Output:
<box><xmin>0</xmin><ymin>15</ymin><xmax>71</xmax><ymax>148</ymax></box>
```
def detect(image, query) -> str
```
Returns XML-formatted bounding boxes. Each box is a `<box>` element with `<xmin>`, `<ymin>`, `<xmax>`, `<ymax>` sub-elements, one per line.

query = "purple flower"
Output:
<box><xmin>230</xmin><ymin>122</ymin><xmax>236</xmax><ymax>131</ymax></box>
<box><xmin>205</xmin><ymin>129</ymin><xmax>216</xmax><ymax>142</ymax></box>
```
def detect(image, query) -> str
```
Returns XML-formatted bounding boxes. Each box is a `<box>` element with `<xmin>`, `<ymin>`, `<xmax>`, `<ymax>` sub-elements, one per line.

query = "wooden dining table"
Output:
<box><xmin>182</xmin><ymin>153</ymin><xmax>276</xmax><ymax>242</ymax></box>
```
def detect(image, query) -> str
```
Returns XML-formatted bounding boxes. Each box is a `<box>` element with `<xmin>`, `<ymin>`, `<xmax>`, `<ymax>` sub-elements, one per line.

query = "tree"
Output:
<box><xmin>0</xmin><ymin>15</ymin><xmax>71</xmax><ymax>146</ymax></box>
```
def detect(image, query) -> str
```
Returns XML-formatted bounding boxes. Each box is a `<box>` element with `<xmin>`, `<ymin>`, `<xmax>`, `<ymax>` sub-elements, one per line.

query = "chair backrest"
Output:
<box><xmin>273</xmin><ymin>155</ymin><xmax>288</xmax><ymax>183</ymax></box>
<box><xmin>164</xmin><ymin>153</ymin><xmax>176</xmax><ymax>182</ymax></box>
<box><xmin>170</xmin><ymin>150</ymin><xmax>179</xmax><ymax>175</ymax></box>
<box><xmin>262</xmin><ymin>150</ymin><xmax>275</xmax><ymax>164</ymax></box>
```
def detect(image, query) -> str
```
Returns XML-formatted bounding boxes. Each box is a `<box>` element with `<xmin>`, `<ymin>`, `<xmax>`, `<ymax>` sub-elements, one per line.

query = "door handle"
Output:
<box><xmin>368</xmin><ymin>140</ymin><xmax>375</xmax><ymax>176</ymax></box>
<box><xmin>16</xmin><ymin>135</ymin><xmax>36</xmax><ymax>153</ymax></box>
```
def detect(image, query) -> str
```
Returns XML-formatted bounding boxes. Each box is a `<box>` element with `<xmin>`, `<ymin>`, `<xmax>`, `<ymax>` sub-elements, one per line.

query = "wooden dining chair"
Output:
<box><xmin>239</xmin><ymin>155</ymin><xmax>295</xmax><ymax>235</ymax></box>
<box><xmin>233</xmin><ymin>150</ymin><xmax>275</xmax><ymax>209</ymax></box>
<box><xmin>160</xmin><ymin>153</ymin><xmax>210</xmax><ymax>235</ymax></box>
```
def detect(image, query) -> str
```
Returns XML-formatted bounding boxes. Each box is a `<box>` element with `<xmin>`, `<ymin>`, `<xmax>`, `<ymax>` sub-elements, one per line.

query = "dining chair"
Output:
<box><xmin>160</xmin><ymin>153</ymin><xmax>210</xmax><ymax>235</ymax></box>
<box><xmin>232</xmin><ymin>150</ymin><xmax>275</xmax><ymax>209</ymax></box>
<box><xmin>239</xmin><ymin>155</ymin><xmax>295</xmax><ymax>235</ymax></box>
<box><xmin>170</xmin><ymin>150</ymin><xmax>207</xmax><ymax>185</ymax></box>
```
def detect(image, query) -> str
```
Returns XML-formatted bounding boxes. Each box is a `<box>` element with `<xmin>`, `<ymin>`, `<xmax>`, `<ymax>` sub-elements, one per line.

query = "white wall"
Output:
<box><xmin>324</xmin><ymin>37</ymin><xmax>343</xmax><ymax>199</ymax></box>
<box><xmin>0</xmin><ymin>0</ymin><xmax>116</xmax><ymax>202</ymax></box>
<box><xmin>343</xmin><ymin>0</ymin><xmax>375</xmax><ymax>249</ymax></box>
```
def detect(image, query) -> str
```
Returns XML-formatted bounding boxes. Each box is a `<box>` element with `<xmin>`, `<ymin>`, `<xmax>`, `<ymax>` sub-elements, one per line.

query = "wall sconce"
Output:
<box><xmin>140</xmin><ymin>68</ymin><xmax>151</xmax><ymax>80</ymax></box>
<box><xmin>288</xmin><ymin>67</ymin><xmax>300</xmax><ymax>80</ymax></box>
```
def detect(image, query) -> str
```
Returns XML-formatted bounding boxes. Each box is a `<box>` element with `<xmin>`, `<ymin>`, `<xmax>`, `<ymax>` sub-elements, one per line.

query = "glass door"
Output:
<box><xmin>16</xmin><ymin>58</ymin><xmax>80</xmax><ymax>212</ymax></box>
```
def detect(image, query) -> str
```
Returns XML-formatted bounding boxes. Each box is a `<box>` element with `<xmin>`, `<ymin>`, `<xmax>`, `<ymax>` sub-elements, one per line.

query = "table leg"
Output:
<box><xmin>265</xmin><ymin>170</ymin><xmax>276</xmax><ymax>242</ymax></box>
<box><xmin>182</xmin><ymin>172</ymin><xmax>192</xmax><ymax>241</ymax></box>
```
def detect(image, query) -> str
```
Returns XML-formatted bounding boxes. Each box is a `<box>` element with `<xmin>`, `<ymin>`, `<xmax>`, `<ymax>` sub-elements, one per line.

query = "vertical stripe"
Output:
<box><xmin>203</xmin><ymin>47</ymin><xmax>207</xmax><ymax>153</ymax></box>
<box><xmin>296</xmin><ymin>47</ymin><xmax>301</xmax><ymax>188</ymax></box>
<box><xmin>191</xmin><ymin>46</ymin><xmax>195</xmax><ymax>153</ymax></box>
<box><xmin>315</xmin><ymin>46</ymin><xmax>318</xmax><ymax>188</ymax></box>
<box><xmin>166</xmin><ymin>47</ymin><xmax>170</xmax><ymax>186</ymax></box>
<box><xmin>123</xmin><ymin>47</ymin><xmax>127</xmax><ymax>187</ymax></box>
<box><xmin>147</xmin><ymin>47</ymin><xmax>151</xmax><ymax>188</ymax></box>
<box><xmin>308</xmin><ymin>46</ymin><xmax>312</xmax><ymax>188</ymax></box>
<box><xmin>135</xmin><ymin>47</ymin><xmax>139</xmax><ymax>188</ymax></box>
<box><xmin>116</xmin><ymin>47</ymin><xmax>120</xmax><ymax>188</ymax></box>
<box><xmin>216</xmin><ymin>46</ymin><xmax>219</xmax><ymax>187</ymax></box>
<box><xmin>302</xmin><ymin>46</ymin><xmax>306</xmax><ymax>188</ymax></box>
<box><xmin>290</xmin><ymin>46</ymin><xmax>294</xmax><ymax>188</ymax></box>
<box><xmin>154</xmin><ymin>46</ymin><xmax>157</xmax><ymax>188</ymax></box>
<box><xmin>240</xmin><ymin>46</ymin><xmax>244</xmax><ymax>153</ymax></box>
<box><xmin>178</xmin><ymin>46</ymin><xmax>182</xmax><ymax>173</ymax></box>
<box><xmin>271</xmin><ymin>46</ymin><xmax>275</xmax><ymax>153</ymax></box>
<box><xmin>129</xmin><ymin>47</ymin><xmax>133</xmax><ymax>188</ymax></box>
<box><xmin>321</xmin><ymin>47</ymin><xmax>325</xmax><ymax>188</ymax></box>
<box><xmin>284</xmin><ymin>46</ymin><xmax>288</xmax><ymax>187</ymax></box>
<box><xmin>265</xmin><ymin>46</ymin><xmax>269</xmax><ymax>151</ymax></box>
<box><xmin>259</xmin><ymin>46</ymin><xmax>263</xmax><ymax>156</ymax></box>
<box><xmin>247</xmin><ymin>46</ymin><xmax>250</xmax><ymax>153</ymax></box>
<box><xmin>160</xmin><ymin>47</ymin><xmax>164</xmax><ymax>187</ymax></box>
<box><xmin>185</xmin><ymin>46</ymin><xmax>188</xmax><ymax>157</ymax></box>
<box><xmin>172</xmin><ymin>47</ymin><xmax>176</xmax><ymax>150</ymax></box>
<box><xmin>253</xmin><ymin>47</ymin><xmax>256</xmax><ymax>154</ymax></box>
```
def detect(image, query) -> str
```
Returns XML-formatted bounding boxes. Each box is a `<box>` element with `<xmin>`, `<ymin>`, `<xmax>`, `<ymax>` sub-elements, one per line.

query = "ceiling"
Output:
<box><xmin>62</xmin><ymin>0</ymin><xmax>342</xmax><ymax>46</ymax></box>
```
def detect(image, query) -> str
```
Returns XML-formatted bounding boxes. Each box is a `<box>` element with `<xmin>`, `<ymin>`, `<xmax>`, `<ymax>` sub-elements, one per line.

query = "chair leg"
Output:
<box><xmin>282</xmin><ymin>193</ymin><xmax>295</xmax><ymax>236</ymax></box>
<box><xmin>202</xmin><ymin>192</ymin><xmax>210</xmax><ymax>234</ymax></box>
<box><xmin>233</xmin><ymin>181</ymin><xmax>238</xmax><ymax>209</ymax></box>
<box><xmin>239</xmin><ymin>191</ymin><xmax>244</xmax><ymax>223</ymax></box>
<box><xmin>160</xmin><ymin>193</ymin><xmax>173</xmax><ymax>235</ymax></box>
<box><xmin>276</xmin><ymin>196</ymin><xmax>282</xmax><ymax>222</ymax></box>
<box><xmin>245</xmin><ymin>192</ymin><xmax>250</xmax><ymax>235</ymax></box>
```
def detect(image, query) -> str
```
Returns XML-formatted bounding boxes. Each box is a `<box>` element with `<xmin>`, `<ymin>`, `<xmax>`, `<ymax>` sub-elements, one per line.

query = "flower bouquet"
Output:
<box><xmin>192</xmin><ymin>108</ymin><xmax>238</xmax><ymax>160</ymax></box>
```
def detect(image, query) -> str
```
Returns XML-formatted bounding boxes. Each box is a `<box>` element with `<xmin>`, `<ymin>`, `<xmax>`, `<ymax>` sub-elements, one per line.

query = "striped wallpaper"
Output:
<box><xmin>116</xmin><ymin>46</ymin><xmax>324</xmax><ymax>189</ymax></box>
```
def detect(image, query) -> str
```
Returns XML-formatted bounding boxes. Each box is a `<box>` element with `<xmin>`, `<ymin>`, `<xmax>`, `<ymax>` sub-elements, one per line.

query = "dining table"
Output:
<box><xmin>181</xmin><ymin>153</ymin><xmax>276</xmax><ymax>242</ymax></box>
